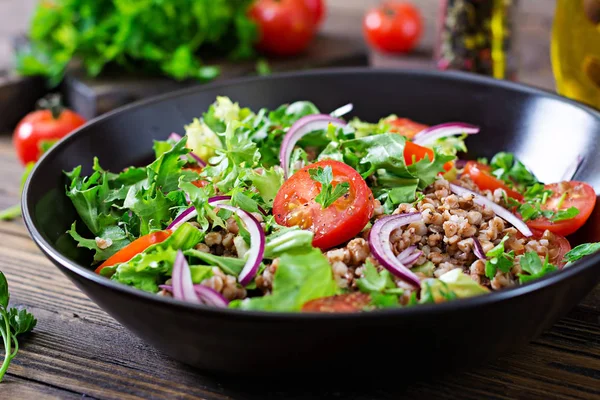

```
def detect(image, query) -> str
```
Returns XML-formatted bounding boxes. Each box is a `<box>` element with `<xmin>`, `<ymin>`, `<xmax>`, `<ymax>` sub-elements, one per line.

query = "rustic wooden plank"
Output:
<box><xmin>2</xmin><ymin>374</ymin><xmax>85</xmax><ymax>400</ymax></box>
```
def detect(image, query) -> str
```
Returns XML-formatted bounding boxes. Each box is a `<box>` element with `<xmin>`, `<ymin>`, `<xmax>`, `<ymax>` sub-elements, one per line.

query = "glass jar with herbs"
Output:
<box><xmin>434</xmin><ymin>0</ymin><xmax>519</xmax><ymax>80</ymax></box>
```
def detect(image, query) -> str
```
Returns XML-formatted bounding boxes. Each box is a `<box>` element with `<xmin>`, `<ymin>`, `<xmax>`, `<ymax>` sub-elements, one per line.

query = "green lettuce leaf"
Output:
<box><xmin>263</xmin><ymin>228</ymin><xmax>314</xmax><ymax>259</ymax></box>
<box><xmin>185</xmin><ymin>249</ymin><xmax>246</xmax><ymax>276</ymax></box>
<box><xmin>67</xmin><ymin>222</ymin><xmax>130</xmax><ymax>263</ymax></box>
<box><xmin>230</xmin><ymin>248</ymin><xmax>338</xmax><ymax>311</ymax></box>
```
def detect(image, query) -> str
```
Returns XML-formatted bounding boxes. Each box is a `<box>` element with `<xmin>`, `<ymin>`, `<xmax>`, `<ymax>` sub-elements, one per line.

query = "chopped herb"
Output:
<box><xmin>485</xmin><ymin>235</ymin><xmax>515</xmax><ymax>279</ymax></box>
<box><xmin>552</xmin><ymin>206</ymin><xmax>580</xmax><ymax>222</ymax></box>
<box><xmin>563</xmin><ymin>242</ymin><xmax>600</xmax><ymax>264</ymax></box>
<box><xmin>489</xmin><ymin>152</ymin><xmax>539</xmax><ymax>192</ymax></box>
<box><xmin>308</xmin><ymin>166</ymin><xmax>350</xmax><ymax>209</ymax></box>
<box><xmin>518</xmin><ymin>251</ymin><xmax>558</xmax><ymax>283</ymax></box>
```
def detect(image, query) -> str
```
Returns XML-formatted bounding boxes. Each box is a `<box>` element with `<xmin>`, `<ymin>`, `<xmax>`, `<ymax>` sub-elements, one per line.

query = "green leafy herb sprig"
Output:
<box><xmin>0</xmin><ymin>272</ymin><xmax>37</xmax><ymax>382</ymax></box>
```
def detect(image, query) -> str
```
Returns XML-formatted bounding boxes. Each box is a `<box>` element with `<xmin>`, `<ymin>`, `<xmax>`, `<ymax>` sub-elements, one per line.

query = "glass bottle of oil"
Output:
<box><xmin>551</xmin><ymin>0</ymin><xmax>600</xmax><ymax>109</ymax></box>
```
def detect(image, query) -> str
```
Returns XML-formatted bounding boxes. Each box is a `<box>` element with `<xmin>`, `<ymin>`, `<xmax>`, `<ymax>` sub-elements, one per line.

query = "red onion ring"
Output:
<box><xmin>369</xmin><ymin>213</ymin><xmax>423</xmax><ymax>288</ymax></box>
<box><xmin>473</xmin><ymin>237</ymin><xmax>487</xmax><ymax>260</ymax></box>
<box><xmin>172</xmin><ymin>250</ymin><xmax>201</xmax><ymax>303</ymax></box>
<box><xmin>412</xmin><ymin>122</ymin><xmax>480</xmax><ymax>146</ymax></box>
<box><xmin>449</xmin><ymin>183</ymin><xmax>533</xmax><ymax>237</ymax></box>
<box><xmin>160</xmin><ymin>284</ymin><xmax>229</xmax><ymax>307</ymax></box>
<box><xmin>279</xmin><ymin>114</ymin><xmax>346</xmax><ymax>178</ymax></box>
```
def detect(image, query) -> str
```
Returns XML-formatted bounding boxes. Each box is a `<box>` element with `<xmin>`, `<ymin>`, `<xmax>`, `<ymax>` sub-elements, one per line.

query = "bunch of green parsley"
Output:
<box><xmin>16</xmin><ymin>0</ymin><xmax>258</xmax><ymax>86</ymax></box>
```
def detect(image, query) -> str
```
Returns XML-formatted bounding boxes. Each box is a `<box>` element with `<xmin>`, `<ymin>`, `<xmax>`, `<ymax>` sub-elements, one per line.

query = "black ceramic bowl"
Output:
<box><xmin>22</xmin><ymin>68</ymin><xmax>600</xmax><ymax>376</ymax></box>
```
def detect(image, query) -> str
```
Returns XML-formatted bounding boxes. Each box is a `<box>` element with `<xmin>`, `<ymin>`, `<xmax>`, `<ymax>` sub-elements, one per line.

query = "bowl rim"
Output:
<box><xmin>21</xmin><ymin>66</ymin><xmax>600</xmax><ymax>320</ymax></box>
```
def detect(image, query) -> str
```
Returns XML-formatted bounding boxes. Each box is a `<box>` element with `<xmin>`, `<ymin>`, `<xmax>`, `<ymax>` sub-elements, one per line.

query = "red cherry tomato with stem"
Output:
<box><xmin>13</xmin><ymin>94</ymin><xmax>86</xmax><ymax>166</ymax></box>
<box><xmin>363</xmin><ymin>1</ymin><xmax>423</xmax><ymax>54</ymax></box>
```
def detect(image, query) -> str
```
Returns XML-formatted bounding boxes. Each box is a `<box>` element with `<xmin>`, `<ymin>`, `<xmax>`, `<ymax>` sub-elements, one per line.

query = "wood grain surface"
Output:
<box><xmin>0</xmin><ymin>136</ymin><xmax>599</xmax><ymax>400</ymax></box>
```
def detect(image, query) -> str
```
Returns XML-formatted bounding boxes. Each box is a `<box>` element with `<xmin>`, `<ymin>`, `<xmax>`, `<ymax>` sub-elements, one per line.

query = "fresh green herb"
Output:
<box><xmin>489</xmin><ymin>152</ymin><xmax>539</xmax><ymax>191</ymax></box>
<box><xmin>485</xmin><ymin>236</ymin><xmax>515</xmax><ymax>279</ymax></box>
<box><xmin>230</xmin><ymin>248</ymin><xmax>338</xmax><ymax>311</ymax></box>
<box><xmin>356</xmin><ymin>262</ymin><xmax>404</xmax><ymax>308</ymax></box>
<box><xmin>513</xmin><ymin>182</ymin><xmax>579</xmax><ymax>223</ymax></box>
<box><xmin>16</xmin><ymin>0</ymin><xmax>258</xmax><ymax>86</ymax></box>
<box><xmin>0</xmin><ymin>272</ymin><xmax>37</xmax><ymax>382</ymax></box>
<box><xmin>563</xmin><ymin>242</ymin><xmax>600</xmax><ymax>265</ymax></box>
<box><xmin>552</xmin><ymin>206</ymin><xmax>580</xmax><ymax>222</ymax></box>
<box><xmin>518</xmin><ymin>252</ymin><xmax>558</xmax><ymax>283</ymax></box>
<box><xmin>308</xmin><ymin>166</ymin><xmax>350</xmax><ymax>209</ymax></box>
<box><xmin>256</xmin><ymin>58</ymin><xmax>271</xmax><ymax>76</ymax></box>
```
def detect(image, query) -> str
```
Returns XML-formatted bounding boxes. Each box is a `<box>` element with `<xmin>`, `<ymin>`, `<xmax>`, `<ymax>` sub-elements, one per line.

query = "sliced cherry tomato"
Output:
<box><xmin>95</xmin><ymin>230</ymin><xmax>172</xmax><ymax>274</ymax></box>
<box><xmin>302</xmin><ymin>293</ymin><xmax>371</xmax><ymax>312</ymax></box>
<box><xmin>249</xmin><ymin>0</ymin><xmax>316</xmax><ymax>56</ymax></box>
<box><xmin>363</xmin><ymin>1</ymin><xmax>423</xmax><ymax>54</ymax></box>
<box><xmin>517</xmin><ymin>228</ymin><xmax>571</xmax><ymax>268</ymax></box>
<box><xmin>388</xmin><ymin>117</ymin><xmax>428</xmax><ymax>138</ymax></box>
<box><xmin>273</xmin><ymin>160</ymin><xmax>374</xmax><ymax>250</ymax></box>
<box><xmin>526</xmin><ymin>181</ymin><xmax>596</xmax><ymax>236</ymax></box>
<box><xmin>462</xmin><ymin>161</ymin><xmax>524</xmax><ymax>201</ymax></box>
<box><xmin>404</xmin><ymin>141</ymin><xmax>453</xmax><ymax>172</ymax></box>
<box><xmin>13</xmin><ymin>94</ymin><xmax>86</xmax><ymax>165</ymax></box>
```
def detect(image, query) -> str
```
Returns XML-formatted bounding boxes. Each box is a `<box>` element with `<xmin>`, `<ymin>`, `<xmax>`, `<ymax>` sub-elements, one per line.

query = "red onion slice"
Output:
<box><xmin>168</xmin><ymin>132</ymin><xmax>207</xmax><ymax>167</ymax></box>
<box><xmin>449</xmin><ymin>183</ymin><xmax>533</xmax><ymax>237</ymax></box>
<box><xmin>412</xmin><ymin>122</ymin><xmax>480</xmax><ymax>146</ymax></box>
<box><xmin>401</xmin><ymin>251</ymin><xmax>423</xmax><ymax>267</ymax></box>
<box><xmin>369</xmin><ymin>213</ymin><xmax>423</xmax><ymax>288</ymax></box>
<box><xmin>168</xmin><ymin>195</ymin><xmax>265</xmax><ymax>286</ymax></box>
<box><xmin>160</xmin><ymin>284</ymin><xmax>229</xmax><ymax>307</ymax></box>
<box><xmin>279</xmin><ymin>114</ymin><xmax>346</xmax><ymax>178</ymax></box>
<box><xmin>172</xmin><ymin>250</ymin><xmax>201</xmax><ymax>303</ymax></box>
<box><xmin>211</xmin><ymin>202</ymin><xmax>265</xmax><ymax>287</ymax></box>
<box><xmin>396</xmin><ymin>245</ymin><xmax>417</xmax><ymax>262</ymax></box>
<box><xmin>473</xmin><ymin>237</ymin><xmax>487</xmax><ymax>260</ymax></box>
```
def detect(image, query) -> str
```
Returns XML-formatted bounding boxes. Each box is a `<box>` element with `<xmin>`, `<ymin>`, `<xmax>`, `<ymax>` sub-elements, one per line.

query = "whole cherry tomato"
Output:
<box><xmin>13</xmin><ymin>94</ymin><xmax>86</xmax><ymax>166</ymax></box>
<box><xmin>363</xmin><ymin>1</ymin><xmax>423</xmax><ymax>54</ymax></box>
<box><xmin>249</xmin><ymin>0</ymin><xmax>317</xmax><ymax>56</ymax></box>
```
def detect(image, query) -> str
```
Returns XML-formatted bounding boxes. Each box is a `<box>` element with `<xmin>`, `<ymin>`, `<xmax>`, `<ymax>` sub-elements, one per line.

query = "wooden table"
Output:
<box><xmin>2</xmin><ymin>2</ymin><xmax>600</xmax><ymax>399</ymax></box>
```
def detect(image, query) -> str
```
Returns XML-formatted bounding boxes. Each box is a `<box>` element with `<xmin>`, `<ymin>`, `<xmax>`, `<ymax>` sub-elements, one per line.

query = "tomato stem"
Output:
<box><xmin>36</xmin><ymin>93</ymin><xmax>64</xmax><ymax>120</ymax></box>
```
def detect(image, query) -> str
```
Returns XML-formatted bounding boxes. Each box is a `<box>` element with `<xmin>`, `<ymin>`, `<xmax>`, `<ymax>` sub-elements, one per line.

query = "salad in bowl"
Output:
<box><xmin>64</xmin><ymin>97</ymin><xmax>600</xmax><ymax>312</ymax></box>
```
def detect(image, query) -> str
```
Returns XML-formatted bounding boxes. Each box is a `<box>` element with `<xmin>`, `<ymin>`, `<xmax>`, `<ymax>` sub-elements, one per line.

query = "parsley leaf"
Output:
<box><xmin>309</xmin><ymin>166</ymin><xmax>350</xmax><ymax>209</ymax></box>
<box><xmin>563</xmin><ymin>242</ymin><xmax>600</xmax><ymax>264</ymax></box>
<box><xmin>490</xmin><ymin>152</ymin><xmax>539</xmax><ymax>191</ymax></box>
<box><xmin>485</xmin><ymin>236</ymin><xmax>515</xmax><ymax>279</ymax></box>
<box><xmin>518</xmin><ymin>252</ymin><xmax>558</xmax><ymax>283</ymax></box>
<box><xmin>356</xmin><ymin>262</ymin><xmax>404</xmax><ymax>308</ymax></box>
<box><xmin>0</xmin><ymin>271</ymin><xmax>36</xmax><ymax>382</ymax></box>
<box><xmin>552</xmin><ymin>206</ymin><xmax>580</xmax><ymax>222</ymax></box>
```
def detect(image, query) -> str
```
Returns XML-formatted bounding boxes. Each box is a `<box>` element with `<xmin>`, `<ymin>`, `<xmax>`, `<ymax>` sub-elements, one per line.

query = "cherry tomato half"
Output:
<box><xmin>462</xmin><ymin>161</ymin><xmax>524</xmax><ymax>201</ymax></box>
<box><xmin>363</xmin><ymin>1</ymin><xmax>423</xmax><ymax>54</ymax></box>
<box><xmin>388</xmin><ymin>117</ymin><xmax>428</xmax><ymax>138</ymax></box>
<box><xmin>526</xmin><ymin>181</ymin><xmax>596</xmax><ymax>236</ymax></box>
<box><xmin>249</xmin><ymin>0</ymin><xmax>316</xmax><ymax>56</ymax></box>
<box><xmin>404</xmin><ymin>141</ymin><xmax>453</xmax><ymax>172</ymax></box>
<box><xmin>95</xmin><ymin>230</ymin><xmax>172</xmax><ymax>274</ymax></box>
<box><xmin>302</xmin><ymin>293</ymin><xmax>371</xmax><ymax>312</ymax></box>
<box><xmin>273</xmin><ymin>160</ymin><xmax>374</xmax><ymax>250</ymax></box>
<box><xmin>13</xmin><ymin>104</ymin><xmax>86</xmax><ymax>165</ymax></box>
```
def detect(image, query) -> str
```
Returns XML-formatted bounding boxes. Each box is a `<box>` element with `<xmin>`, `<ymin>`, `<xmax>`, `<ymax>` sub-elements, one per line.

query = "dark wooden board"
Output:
<box><xmin>0</xmin><ymin>134</ymin><xmax>598</xmax><ymax>399</ymax></box>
